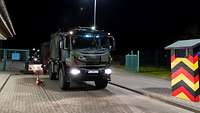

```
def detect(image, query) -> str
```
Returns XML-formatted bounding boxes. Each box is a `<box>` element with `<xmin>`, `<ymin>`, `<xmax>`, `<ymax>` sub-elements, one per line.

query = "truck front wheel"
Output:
<box><xmin>59</xmin><ymin>68</ymin><xmax>70</xmax><ymax>90</ymax></box>
<box><xmin>95</xmin><ymin>79</ymin><xmax>108</xmax><ymax>89</ymax></box>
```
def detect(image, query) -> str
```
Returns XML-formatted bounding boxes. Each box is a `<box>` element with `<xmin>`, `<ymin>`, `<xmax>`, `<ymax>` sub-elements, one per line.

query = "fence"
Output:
<box><xmin>0</xmin><ymin>49</ymin><xmax>29</xmax><ymax>71</ymax></box>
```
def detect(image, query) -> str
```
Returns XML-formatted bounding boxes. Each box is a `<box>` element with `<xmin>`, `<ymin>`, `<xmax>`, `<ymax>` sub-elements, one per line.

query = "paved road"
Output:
<box><xmin>111</xmin><ymin>67</ymin><xmax>200</xmax><ymax>112</ymax></box>
<box><xmin>111</xmin><ymin>67</ymin><xmax>170</xmax><ymax>90</ymax></box>
<box><xmin>0</xmin><ymin>75</ymin><xmax>194</xmax><ymax>113</ymax></box>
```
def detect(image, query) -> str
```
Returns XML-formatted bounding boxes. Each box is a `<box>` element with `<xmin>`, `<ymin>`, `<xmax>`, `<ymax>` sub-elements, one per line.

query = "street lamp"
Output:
<box><xmin>69</xmin><ymin>31</ymin><xmax>73</xmax><ymax>35</ymax></box>
<box><xmin>91</xmin><ymin>26</ymin><xmax>95</xmax><ymax>30</ymax></box>
<box><xmin>94</xmin><ymin>0</ymin><xmax>97</xmax><ymax>29</ymax></box>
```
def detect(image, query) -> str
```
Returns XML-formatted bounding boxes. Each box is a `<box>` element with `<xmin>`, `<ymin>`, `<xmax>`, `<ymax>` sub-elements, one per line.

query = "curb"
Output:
<box><xmin>0</xmin><ymin>74</ymin><xmax>11</xmax><ymax>92</ymax></box>
<box><xmin>109</xmin><ymin>82</ymin><xmax>200</xmax><ymax>113</ymax></box>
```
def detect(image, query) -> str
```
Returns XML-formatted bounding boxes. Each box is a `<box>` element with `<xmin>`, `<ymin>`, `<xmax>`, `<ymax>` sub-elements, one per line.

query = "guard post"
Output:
<box><xmin>165</xmin><ymin>39</ymin><xmax>200</xmax><ymax>102</ymax></box>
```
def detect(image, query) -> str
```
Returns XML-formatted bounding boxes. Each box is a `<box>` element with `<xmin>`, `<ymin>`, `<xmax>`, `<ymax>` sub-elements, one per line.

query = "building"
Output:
<box><xmin>0</xmin><ymin>0</ymin><xmax>15</xmax><ymax>40</ymax></box>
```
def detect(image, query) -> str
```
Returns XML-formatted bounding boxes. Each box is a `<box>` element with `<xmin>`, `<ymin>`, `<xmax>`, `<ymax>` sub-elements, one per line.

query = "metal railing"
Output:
<box><xmin>0</xmin><ymin>49</ymin><xmax>29</xmax><ymax>71</ymax></box>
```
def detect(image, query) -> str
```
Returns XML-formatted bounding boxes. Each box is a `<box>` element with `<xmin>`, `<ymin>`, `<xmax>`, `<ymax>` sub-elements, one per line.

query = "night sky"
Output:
<box><xmin>3</xmin><ymin>0</ymin><xmax>200</xmax><ymax>54</ymax></box>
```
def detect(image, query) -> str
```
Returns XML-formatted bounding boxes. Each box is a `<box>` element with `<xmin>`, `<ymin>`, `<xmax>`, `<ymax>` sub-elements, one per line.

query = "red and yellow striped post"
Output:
<box><xmin>170</xmin><ymin>49</ymin><xmax>199</xmax><ymax>102</ymax></box>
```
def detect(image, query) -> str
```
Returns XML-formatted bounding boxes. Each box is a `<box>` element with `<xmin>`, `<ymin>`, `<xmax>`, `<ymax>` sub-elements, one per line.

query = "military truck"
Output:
<box><xmin>48</xmin><ymin>27</ymin><xmax>115</xmax><ymax>90</ymax></box>
<box><xmin>40</xmin><ymin>42</ymin><xmax>50</xmax><ymax>74</ymax></box>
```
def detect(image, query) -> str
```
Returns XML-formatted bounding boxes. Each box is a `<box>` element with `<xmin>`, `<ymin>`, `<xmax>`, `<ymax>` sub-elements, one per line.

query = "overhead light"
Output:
<box><xmin>96</xmin><ymin>35</ymin><xmax>100</xmax><ymax>38</ymax></box>
<box><xmin>69</xmin><ymin>31</ymin><xmax>73</xmax><ymax>35</ymax></box>
<box><xmin>85</xmin><ymin>34</ymin><xmax>90</xmax><ymax>38</ymax></box>
<box><xmin>33</xmin><ymin>58</ymin><xmax>38</xmax><ymax>61</ymax></box>
<box><xmin>0</xmin><ymin>14</ymin><xmax>13</xmax><ymax>37</ymax></box>
<box><xmin>85</xmin><ymin>34</ymin><xmax>92</xmax><ymax>38</ymax></box>
<box><xmin>1</xmin><ymin>0</ymin><xmax>16</xmax><ymax>35</ymax></box>
<box><xmin>0</xmin><ymin>33</ymin><xmax>7</xmax><ymax>40</ymax></box>
<box><xmin>91</xmin><ymin>26</ymin><xmax>96</xmax><ymax>30</ymax></box>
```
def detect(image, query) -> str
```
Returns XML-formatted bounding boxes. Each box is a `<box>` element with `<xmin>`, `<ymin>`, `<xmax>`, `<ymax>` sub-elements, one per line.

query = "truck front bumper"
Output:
<box><xmin>68</xmin><ymin>67</ymin><xmax>111</xmax><ymax>81</ymax></box>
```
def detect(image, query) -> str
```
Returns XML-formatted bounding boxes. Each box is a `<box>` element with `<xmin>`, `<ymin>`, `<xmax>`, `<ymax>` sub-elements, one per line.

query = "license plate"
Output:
<box><xmin>88</xmin><ymin>70</ymin><xmax>99</xmax><ymax>74</ymax></box>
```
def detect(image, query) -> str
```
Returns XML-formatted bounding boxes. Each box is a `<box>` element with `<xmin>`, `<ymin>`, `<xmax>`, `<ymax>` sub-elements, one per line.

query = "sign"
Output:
<box><xmin>29</xmin><ymin>64</ymin><xmax>43</xmax><ymax>75</ymax></box>
<box><xmin>12</xmin><ymin>53</ymin><xmax>20</xmax><ymax>60</ymax></box>
<box><xmin>88</xmin><ymin>70</ymin><xmax>99</xmax><ymax>74</ymax></box>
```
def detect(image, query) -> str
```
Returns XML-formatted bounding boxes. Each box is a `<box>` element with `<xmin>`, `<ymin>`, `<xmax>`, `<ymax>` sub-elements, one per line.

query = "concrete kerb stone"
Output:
<box><xmin>0</xmin><ymin>73</ymin><xmax>12</xmax><ymax>92</ymax></box>
<box><xmin>109</xmin><ymin>82</ymin><xmax>200</xmax><ymax>113</ymax></box>
<box><xmin>141</xmin><ymin>90</ymin><xmax>200</xmax><ymax>113</ymax></box>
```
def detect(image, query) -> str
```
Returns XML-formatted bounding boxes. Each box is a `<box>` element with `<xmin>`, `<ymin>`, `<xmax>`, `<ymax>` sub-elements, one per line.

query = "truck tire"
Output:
<box><xmin>95</xmin><ymin>79</ymin><xmax>108</xmax><ymax>89</ymax></box>
<box><xmin>48</xmin><ymin>62</ymin><xmax>57</xmax><ymax>80</ymax></box>
<box><xmin>59</xmin><ymin>68</ymin><xmax>70</xmax><ymax>90</ymax></box>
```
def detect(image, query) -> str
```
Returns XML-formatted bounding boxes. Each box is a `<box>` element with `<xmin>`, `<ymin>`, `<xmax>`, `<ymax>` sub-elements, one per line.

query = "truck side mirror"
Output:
<box><xmin>109</xmin><ymin>45</ymin><xmax>112</xmax><ymax>50</ymax></box>
<box><xmin>60</xmin><ymin>41</ymin><xmax>63</xmax><ymax>49</ymax></box>
<box><xmin>110</xmin><ymin>36</ymin><xmax>116</xmax><ymax>51</ymax></box>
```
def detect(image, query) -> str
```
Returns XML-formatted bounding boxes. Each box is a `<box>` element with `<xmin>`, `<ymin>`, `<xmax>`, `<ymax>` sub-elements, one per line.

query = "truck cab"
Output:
<box><xmin>48</xmin><ymin>27</ymin><xmax>115</xmax><ymax>90</ymax></box>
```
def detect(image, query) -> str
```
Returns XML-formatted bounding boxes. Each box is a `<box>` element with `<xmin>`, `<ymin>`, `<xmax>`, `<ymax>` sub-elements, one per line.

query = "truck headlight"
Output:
<box><xmin>70</xmin><ymin>68</ymin><xmax>80</xmax><ymax>75</ymax></box>
<box><xmin>105</xmin><ymin>68</ymin><xmax>112</xmax><ymax>75</ymax></box>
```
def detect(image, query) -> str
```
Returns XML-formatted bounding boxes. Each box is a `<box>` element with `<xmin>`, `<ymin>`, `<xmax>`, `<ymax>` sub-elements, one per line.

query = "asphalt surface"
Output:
<box><xmin>0</xmin><ymin>74</ymin><xmax>195</xmax><ymax>113</ymax></box>
<box><xmin>111</xmin><ymin>68</ymin><xmax>170</xmax><ymax>90</ymax></box>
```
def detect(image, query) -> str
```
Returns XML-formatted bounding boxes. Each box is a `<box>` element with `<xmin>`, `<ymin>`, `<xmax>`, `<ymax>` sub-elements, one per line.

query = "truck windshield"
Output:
<box><xmin>72</xmin><ymin>35</ymin><xmax>110</xmax><ymax>49</ymax></box>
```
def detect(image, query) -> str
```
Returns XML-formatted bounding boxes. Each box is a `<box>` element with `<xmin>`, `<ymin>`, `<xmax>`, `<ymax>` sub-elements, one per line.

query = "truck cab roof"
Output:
<box><xmin>65</xmin><ymin>27</ymin><xmax>111</xmax><ymax>37</ymax></box>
